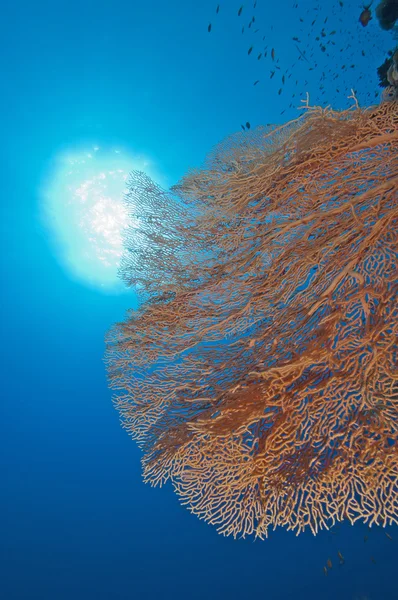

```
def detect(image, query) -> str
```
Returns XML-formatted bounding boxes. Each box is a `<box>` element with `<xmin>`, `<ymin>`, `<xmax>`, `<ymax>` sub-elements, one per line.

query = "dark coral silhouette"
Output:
<box><xmin>105</xmin><ymin>97</ymin><xmax>398</xmax><ymax>538</ymax></box>
<box><xmin>376</xmin><ymin>0</ymin><xmax>398</xmax><ymax>31</ymax></box>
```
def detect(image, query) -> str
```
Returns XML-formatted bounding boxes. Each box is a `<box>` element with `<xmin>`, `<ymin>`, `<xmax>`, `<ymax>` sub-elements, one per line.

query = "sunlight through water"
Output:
<box><xmin>40</xmin><ymin>145</ymin><xmax>166</xmax><ymax>293</ymax></box>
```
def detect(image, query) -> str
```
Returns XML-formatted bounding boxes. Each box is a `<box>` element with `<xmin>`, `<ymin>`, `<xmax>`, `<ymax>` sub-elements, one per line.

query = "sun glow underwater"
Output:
<box><xmin>40</xmin><ymin>145</ymin><xmax>167</xmax><ymax>294</ymax></box>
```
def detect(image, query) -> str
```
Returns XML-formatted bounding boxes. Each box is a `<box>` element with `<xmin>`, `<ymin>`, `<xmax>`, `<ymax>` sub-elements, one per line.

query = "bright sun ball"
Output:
<box><xmin>40</xmin><ymin>145</ymin><xmax>165</xmax><ymax>293</ymax></box>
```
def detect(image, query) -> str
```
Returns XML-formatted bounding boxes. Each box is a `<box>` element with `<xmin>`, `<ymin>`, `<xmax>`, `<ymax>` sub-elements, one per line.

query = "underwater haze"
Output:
<box><xmin>1</xmin><ymin>1</ymin><xmax>397</xmax><ymax>599</ymax></box>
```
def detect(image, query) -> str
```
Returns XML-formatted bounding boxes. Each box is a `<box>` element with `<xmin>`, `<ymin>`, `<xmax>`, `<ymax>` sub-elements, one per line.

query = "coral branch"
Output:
<box><xmin>105</xmin><ymin>99</ymin><xmax>398</xmax><ymax>538</ymax></box>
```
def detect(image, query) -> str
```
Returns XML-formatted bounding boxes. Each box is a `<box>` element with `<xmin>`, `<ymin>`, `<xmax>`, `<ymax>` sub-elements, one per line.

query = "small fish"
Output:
<box><xmin>385</xmin><ymin>532</ymin><xmax>393</xmax><ymax>540</ymax></box>
<box><xmin>359</xmin><ymin>3</ymin><xmax>372</xmax><ymax>27</ymax></box>
<box><xmin>327</xmin><ymin>558</ymin><xmax>332</xmax><ymax>569</ymax></box>
<box><xmin>257</xmin><ymin>53</ymin><xmax>262</xmax><ymax>59</ymax></box>
<box><xmin>339</xmin><ymin>0</ymin><xmax>343</xmax><ymax>5</ymax></box>
<box><xmin>246</xmin><ymin>121</ymin><xmax>250</xmax><ymax>129</ymax></box>
<box><xmin>216</xmin><ymin>4</ymin><xmax>220</xmax><ymax>13</ymax></box>
<box><xmin>242</xmin><ymin>26</ymin><xmax>245</xmax><ymax>33</ymax></box>
<box><xmin>253</xmin><ymin>80</ymin><xmax>260</xmax><ymax>85</ymax></box>
<box><xmin>278</xmin><ymin>88</ymin><xmax>282</xmax><ymax>95</ymax></box>
<box><xmin>337</xmin><ymin>551</ymin><xmax>345</xmax><ymax>564</ymax></box>
<box><xmin>270</xmin><ymin>70</ymin><xmax>275</xmax><ymax>78</ymax></box>
<box><xmin>271</xmin><ymin>48</ymin><xmax>275</xmax><ymax>60</ymax></box>
<box><xmin>254</xmin><ymin>1</ymin><xmax>257</xmax><ymax>7</ymax></box>
<box><xmin>295</xmin><ymin>44</ymin><xmax>310</xmax><ymax>64</ymax></box>
<box><xmin>370</xmin><ymin>556</ymin><xmax>376</xmax><ymax>565</ymax></box>
<box><xmin>208</xmin><ymin>23</ymin><xmax>212</xmax><ymax>32</ymax></box>
<box><xmin>238</xmin><ymin>5</ymin><xmax>243</xmax><ymax>16</ymax></box>
<box><xmin>241</xmin><ymin>124</ymin><xmax>246</xmax><ymax>131</ymax></box>
<box><xmin>364</xmin><ymin>535</ymin><xmax>368</xmax><ymax>543</ymax></box>
<box><xmin>282</xmin><ymin>75</ymin><xmax>285</xmax><ymax>84</ymax></box>
<box><xmin>248</xmin><ymin>46</ymin><xmax>253</xmax><ymax>55</ymax></box>
<box><xmin>323</xmin><ymin>566</ymin><xmax>328</xmax><ymax>576</ymax></box>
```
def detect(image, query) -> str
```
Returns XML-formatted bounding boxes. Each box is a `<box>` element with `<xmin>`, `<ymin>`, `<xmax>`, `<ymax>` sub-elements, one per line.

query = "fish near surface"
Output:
<box><xmin>359</xmin><ymin>4</ymin><xmax>373</xmax><ymax>27</ymax></box>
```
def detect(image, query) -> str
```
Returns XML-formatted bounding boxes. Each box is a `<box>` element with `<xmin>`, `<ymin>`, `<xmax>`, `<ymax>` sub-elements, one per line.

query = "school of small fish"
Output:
<box><xmin>206</xmin><ymin>0</ymin><xmax>392</xmax><ymax>129</ymax></box>
<box><xmin>322</xmin><ymin>527</ymin><xmax>394</xmax><ymax>577</ymax></box>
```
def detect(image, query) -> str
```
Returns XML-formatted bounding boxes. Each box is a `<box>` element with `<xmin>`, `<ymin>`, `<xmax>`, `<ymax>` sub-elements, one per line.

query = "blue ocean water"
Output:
<box><xmin>1</xmin><ymin>1</ymin><xmax>397</xmax><ymax>599</ymax></box>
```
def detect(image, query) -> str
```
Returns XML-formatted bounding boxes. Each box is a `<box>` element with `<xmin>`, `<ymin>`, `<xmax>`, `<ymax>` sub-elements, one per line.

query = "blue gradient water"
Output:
<box><xmin>1</xmin><ymin>1</ymin><xmax>396</xmax><ymax>599</ymax></box>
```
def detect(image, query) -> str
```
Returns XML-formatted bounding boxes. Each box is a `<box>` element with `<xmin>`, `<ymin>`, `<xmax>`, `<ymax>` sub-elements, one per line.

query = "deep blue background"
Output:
<box><xmin>1</xmin><ymin>1</ymin><xmax>397</xmax><ymax>599</ymax></box>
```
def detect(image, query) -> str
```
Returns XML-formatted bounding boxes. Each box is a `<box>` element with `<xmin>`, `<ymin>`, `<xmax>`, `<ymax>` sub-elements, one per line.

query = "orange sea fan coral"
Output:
<box><xmin>105</xmin><ymin>96</ymin><xmax>398</xmax><ymax>538</ymax></box>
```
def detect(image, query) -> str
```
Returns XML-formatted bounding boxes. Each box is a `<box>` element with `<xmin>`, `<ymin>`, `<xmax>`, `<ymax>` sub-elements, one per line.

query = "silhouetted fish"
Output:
<box><xmin>248</xmin><ymin>46</ymin><xmax>253</xmax><ymax>54</ymax></box>
<box><xmin>238</xmin><ymin>5</ymin><xmax>243</xmax><ymax>16</ymax></box>
<box><xmin>295</xmin><ymin>44</ymin><xmax>310</xmax><ymax>63</ymax></box>
<box><xmin>208</xmin><ymin>23</ymin><xmax>212</xmax><ymax>32</ymax></box>
<box><xmin>246</xmin><ymin>121</ymin><xmax>251</xmax><ymax>129</ymax></box>
<box><xmin>359</xmin><ymin>4</ymin><xmax>372</xmax><ymax>27</ymax></box>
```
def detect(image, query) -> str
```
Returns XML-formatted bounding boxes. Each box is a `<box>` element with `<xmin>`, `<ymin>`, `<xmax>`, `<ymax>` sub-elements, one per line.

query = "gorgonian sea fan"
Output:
<box><xmin>105</xmin><ymin>96</ymin><xmax>398</xmax><ymax>538</ymax></box>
